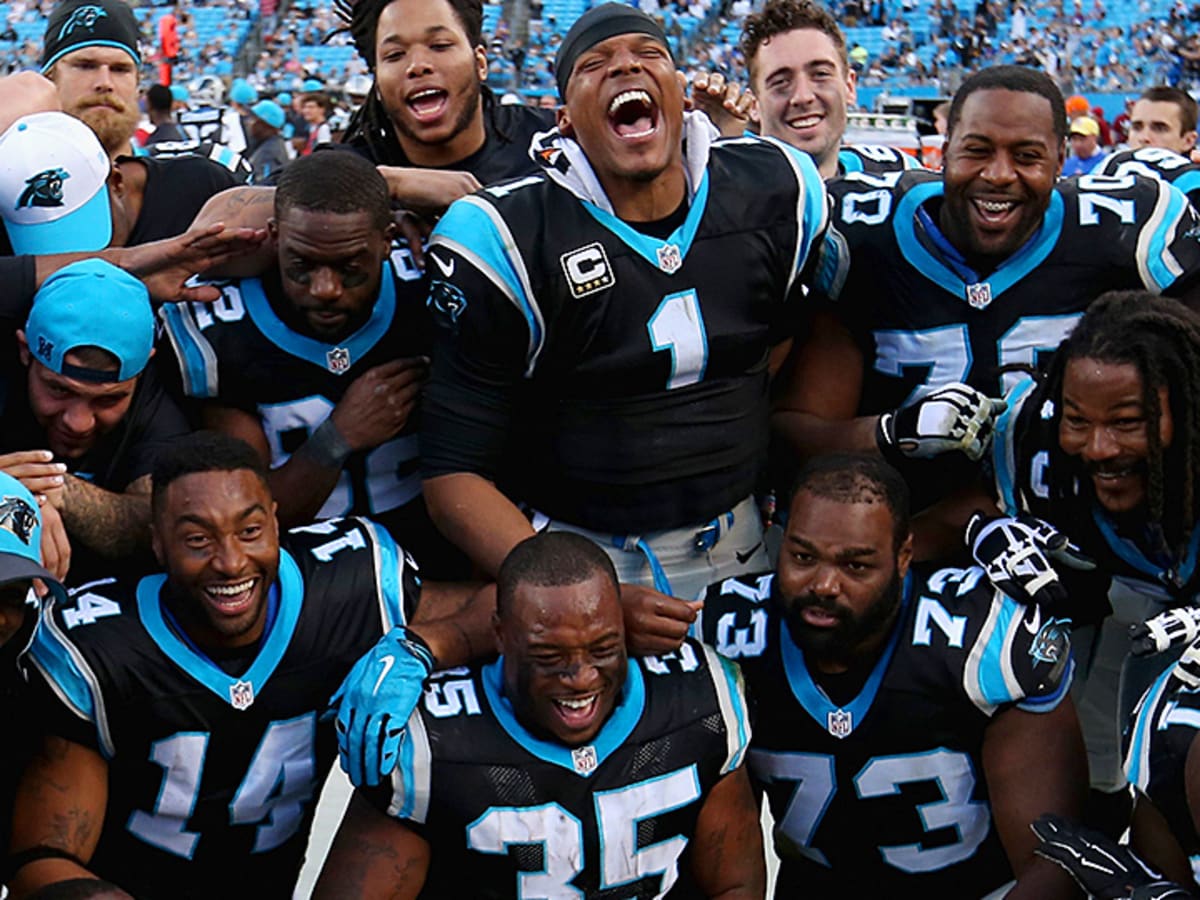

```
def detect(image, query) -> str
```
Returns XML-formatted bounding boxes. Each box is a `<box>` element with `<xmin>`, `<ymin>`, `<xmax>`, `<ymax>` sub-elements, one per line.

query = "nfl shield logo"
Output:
<box><xmin>571</xmin><ymin>745</ymin><xmax>598</xmax><ymax>775</ymax></box>
<box><xmin>965</xmin><ymin>282</ymin><xmax>992</xmax><ymax>309</ymax></box>
<box><xmin>827</xmin><ymin>709</ymin><xmax>853</xmax><ymax>739</ymax></box>
<box><xmin>656</xmin><ymin>243</ymin><xmax>682</xmax><ymax>274</ymax></box>
<box><xmin>230</xmin><ymin>680</ymin><xmax>255</xmax><ymax>711</ymax></box>
<box><xmin>326</xmin><ymin>347</ymin><xmax>351</xmax><ymax>374</ymax></box>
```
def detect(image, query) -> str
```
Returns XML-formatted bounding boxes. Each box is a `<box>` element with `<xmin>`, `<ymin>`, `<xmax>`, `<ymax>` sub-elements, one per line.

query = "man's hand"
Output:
<box><xmin>877</xmin><ymin>382</ymin><xmax>1006</xmax><ymax>461</ymax></box>
<box><xmin>37</xmin><ymin>497</ymin><xmax>70</xmax><ymax>584</ymax></box>
<box><xmin>0</xmin><ymin>450</ymin><xmax>66</xmax><ymax>495</ymax></box>
<box><xmin>376</xmin><ymin>166</ymin><xmax>481</xmax><ymax>218</ymax></box>
<box><xmin>1131</xmin><ymin>607</ymin><xmax>1200</xmax><ymax>657</ymax></box>
<box><xmin>1031</xmin><ymin>814</ymin><xmax>1192</xmax><ymax>899</ymax></box>
<box><xmin>116</xmin><ymin>222</ymin><xmax>268</xmax><ymax>302</ymax></box>
<box><xmin>619</xmin><ymin>583</ymin><xmax>700</xmax><ymax>656</ymax></box>
<box><xmin>680</xmin><ymin>70</ymin><xmax>753</xmax><ymax>137</ymax></box>
<box><xmin>0</xmin><ymin>71</ymin><xmax>60</xmax><ymax>133</ymax></box>
<box><xmin>329</xmin><ymin>357</ymin><xmax>429</xmax><ymax>452</ymax></box>
<box><xmin>394</xmin><ymin>209</ymin><xmax>434</xmax><ymax>272</ymax></box>
<box><xmin>966</xmin><ymin>512</ymin><xmax>1094</xmax><ymax>609</ymax></box>
<box><xmin>332</xmin><ymin>626</ymin><xmax>436</xmax><ymax>787</ymax></box>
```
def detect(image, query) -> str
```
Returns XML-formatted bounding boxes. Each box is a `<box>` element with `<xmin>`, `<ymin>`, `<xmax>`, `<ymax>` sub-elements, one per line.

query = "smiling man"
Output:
<box><xmin>739</xmin><ymin>0</ymin><xmax>921</xmax><ymax>179</ymax></box>
<box><xmin>314</xmin><ymin>531</ymin><xmax>763</xmax><ymax>900</ymax></box>
<box><xmin>695</xmin><ymin>454</ymin><xmax>1086</xmax><ymax>898</ymax></box>
<box><xmin>341</xmin><ymin>0</ymin><xmax>552</xmax><ymax>184</ymax></box>
<box><xmin>988</xmin><ymin>291</ymin><xmax>1200</xmax><ymax>814</ymax></box>
<box><xmin>774</xmin><ymin>66</ymin><xmax>1200</xmax><ymax>487</ymax></box>
<box><xmin>6</xmin><ymin>431</ymin><xmax>488</xmax><ymax>899</ymax></box>
<box><xmin>159</xmin><ymin>152</ymin><xmax>461</xmax><ymax>573</ymax></box>
<box><xmin>411</xmin><ymin>1</ymin><xmax>828</xmax><ymax>659</ymax></box>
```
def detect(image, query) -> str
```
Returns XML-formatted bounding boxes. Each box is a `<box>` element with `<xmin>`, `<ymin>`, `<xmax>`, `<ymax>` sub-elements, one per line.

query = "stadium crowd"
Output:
<box><xmin>10</xmin><ymin>0</ymin><xmax>1200</xmax><ymax>897</ymax></box>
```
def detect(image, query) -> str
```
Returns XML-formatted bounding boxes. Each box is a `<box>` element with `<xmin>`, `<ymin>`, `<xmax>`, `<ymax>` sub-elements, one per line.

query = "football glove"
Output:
<box><xmin>1131</xmin><ymin>606</ymin><xmax>1200</xmax><ymax>657</ymax></box>
<box><xmin>1032</xmin><ymin>814</ymin><xmax>1192</xmax><ymax>899</ymax></box>
<box><xmin>967</xmin><ymin>512</ymin><xmax>1096</xmax><ymax>609</ymax></box>
<box><xmin>876</xmin><ymin>383</ymin><xmax>1007</xmax><ymax>462</ymax></box>
<box><xmin>331</xmin><ymin>625</ymin><xmax>435</xmax><ymax>788</ymax></box>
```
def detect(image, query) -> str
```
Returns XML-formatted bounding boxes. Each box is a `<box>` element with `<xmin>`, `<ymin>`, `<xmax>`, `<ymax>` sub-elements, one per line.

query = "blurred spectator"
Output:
<box><xmin>245</xmin><ymin>99</ymin><xmax>288</xmax><ymax>182</ymax></box>
<box><xmin>1063</xmin><ymin>115</ymin><xmax>1109</xmax><ymax>174</ymax></box>
<box><xmin>143</xmin><ymin>84</ymin><xmax>184</xmax><ymax>146</ymax></box>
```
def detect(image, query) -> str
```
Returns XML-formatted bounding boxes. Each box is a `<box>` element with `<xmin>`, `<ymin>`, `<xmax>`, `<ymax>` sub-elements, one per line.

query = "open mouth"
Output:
<box><xmin>970</xmin><ymin>197</ymin><xmax>1020</xmax><ymax>226</ymax></box>
<box><xmin>204</xmin><ymin>577</ymin><xmax>258</xmax><ymax>616</ymax></box>
<box><xmin>800</xmin><ymin>605</ymin><xmax>841</xmax><ymax>628</ymax></box>
<box><xmin>553</xmin><ymin>693</ymin><xmax>599</xmax><ymax>728</ymax></box>
<box><xmin>786</xmin><ymin>113</ymin><xmax>824</xmax><ymax>132</ymax></box>
<box><xmin>406</xmin><ymin>88</ymin><xmax>449</xmax><ymax>123</ymax></box>
<box><xmin>607</xmin><ymin>89</ymin><xmax>658</xmax><ymax>140</ymax></box>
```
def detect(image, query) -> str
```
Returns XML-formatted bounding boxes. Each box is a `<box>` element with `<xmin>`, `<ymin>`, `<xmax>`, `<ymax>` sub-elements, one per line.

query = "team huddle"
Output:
<box><xmin>6</xmin><ymin>0</ymin><xmax>1200</xmax><ymax>896</ymax></box>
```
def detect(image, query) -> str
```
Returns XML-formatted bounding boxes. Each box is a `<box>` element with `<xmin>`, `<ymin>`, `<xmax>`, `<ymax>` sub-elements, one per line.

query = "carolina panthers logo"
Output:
<box><xmin>58</xmin><ymin>4</ymin><xmax>107</xmax><ymax>39</ymax></box>
<box><xmin>0</xmin><ymin>496</ymin><xmax>37</xmax><ymax>546</ymax></box>
<box><xmin>427</xmin><ymin>279</ymin><xmax>467</xmax><ymax>330</ymax></box>
<box><xmin>17</xmin><ymin>169</ymin><xmax>69</xmax><ymax>210</ymax></box>
<box><xmin>1030</xmin><ymin>618</ymin><xmax>1070</xmax><ymax>667</ymax></box>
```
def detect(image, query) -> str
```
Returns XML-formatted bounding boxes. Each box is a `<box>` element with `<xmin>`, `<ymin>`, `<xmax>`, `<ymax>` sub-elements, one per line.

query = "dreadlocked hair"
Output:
<box><xmin>1039</xmin><ymin>290</ymin><xmax>1200</xmax><ymax>559</ymax></box>
<box><xmin>343</xmin><ymin>0</ymin><xmax>498</xmax><ymax>160</ymax></box>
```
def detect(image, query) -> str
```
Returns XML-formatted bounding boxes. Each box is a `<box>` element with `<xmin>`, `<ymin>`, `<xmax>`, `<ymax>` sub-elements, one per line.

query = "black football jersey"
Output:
<box><xmin>372</xmin><ymin>638</ymin><xmax>750</xmax><ymax>899</ymax></box>
<box><xmin>837</xmin><ymin>144</ymin><xmax>924</xmax><ymax>176</ymax></box>
<box><xmin>1097</xmin><ymin>147</ymin><xmax>1200</xmax><ymax>209</ymax></box>
<box><xmin>28</xmin><ymin>518</ymin><xmax>417</xmax><ymax>900</ymax></box>
<box><xmin>142</xmin><ymin>139</ymin><xmax>253</xmax><ymax>183</ymax></box>
<box><xmin>815</xmin><ymin>169</ymin><xmax>1200</xmax><ymax>413</ymax></box>
<box><xmin>420</xmin><ymin>134</ymin><xmax>828</xmax><ymax>533</ymax></box>
<box><xmin>159</xmin><ymin>265</ymin><xmax>429</xmax><ymax>520</ymax></box>
<box><xmin>1125</xmin><ymin>663</ymin><xmax>1200</xmax><ymax>874</ymax></box>
<box><xmin>695</xmin><ymin>567</ymin><xmax>1073</xmax><ymax>898</ymax></box>
<box><xmin>989</xmin><ymin>372</ymin><xmax>1200</xmax><ymax>608</ymax></box>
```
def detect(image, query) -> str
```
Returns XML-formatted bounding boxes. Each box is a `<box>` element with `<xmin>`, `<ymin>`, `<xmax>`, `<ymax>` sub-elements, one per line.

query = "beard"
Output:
<box><xmin>783</xmin><ymin>570</ymin><xmax>904</xmax><ymax>666</ymax></box>
<box><xmin>74</xmin><ymin>100</ymin><xmax>139</xmax><ymax>154</ymax></box>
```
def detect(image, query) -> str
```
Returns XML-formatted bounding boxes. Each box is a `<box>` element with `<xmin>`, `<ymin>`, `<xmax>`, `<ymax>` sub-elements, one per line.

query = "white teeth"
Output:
<box><xmin>207</xmin><ymin>579</ymin><xmax>255</xmax><ymax>597</ymax></box>
<box><xmin>608</xmin><ymin>89</ymin><xmax>652</xmax><ymax>116</ymax></box>
<box><xmin>556</xmin><ymin>696</ymin><xmax>595</xmax><ymax>710</ymax></box>
<box><xmin>409</xmin><ymin>89</ymin><xmax>443</xmax><ymax>102</ymax></box>
<box><xmin>790</xmin><ymin>115</ymin><xmax>821</xmax><ymax>128</ymax></box>
<box><xmin>977</xmin><ymin>200</ymin><xmax>1015</xmax><ymax>212</ymax></box>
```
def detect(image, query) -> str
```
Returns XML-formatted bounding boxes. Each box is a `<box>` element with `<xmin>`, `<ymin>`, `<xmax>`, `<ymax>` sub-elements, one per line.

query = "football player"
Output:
<box><xmin>988</xmin><ymin>291</ymin><xmax>1200</xmax><ymax>827</ymax></box>
<box><xmin>695</xmin><ymin>453</ymin><xmax>1087</xmax><ymax>897</ymax></box>
<box><xmin>5</xmin><ymin>432</ymin><xmax>488</xmax><ymax>899</ymax></box>
<box><xmin>739</xmin><ymin>0</ymin><xmax>923</xmax><ymax>179</ymax></box>
<box><xmin>1096</xmin><ymin>144</ymin><xmax>1200</xmax><ymax>211</ymax></box>
<box><xmin>314</xmin><ymin>531</ymin><xmax>763</xmax><ymax>899</ymax></box>
<box><xmin>159</xmin><ymin>152</ymin><xmax>463</xmax><ymax>575</ymax></box>
<box><xmin>775</xmin><ymin>66</ymin><xmax>1200</xmax><ymax>482</ymax></box>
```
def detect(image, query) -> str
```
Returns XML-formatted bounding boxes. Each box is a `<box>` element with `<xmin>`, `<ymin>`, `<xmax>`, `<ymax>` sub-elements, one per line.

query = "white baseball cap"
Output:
<box><xmin>0</xmin><ymin>111</ymin><xmax>113</xmax><ymax>255</ymax></box>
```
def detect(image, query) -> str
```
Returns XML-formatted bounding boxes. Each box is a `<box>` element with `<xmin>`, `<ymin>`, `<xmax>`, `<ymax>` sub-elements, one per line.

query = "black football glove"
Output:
<box><xmin>1131</xmin><ymin>607</ymin><xmax>1200</xmax><ymax>657</ymax></box>
<box><xmin>876</xmin><ymin>382</ymin><xmax>1006</xmax><ymax>462</ymax></box>
<box><xmin>1032</xmin><ymin>814</ymin><xmax>1192</xmax><ymax>899</ymax></box>
<box><xmin>967</xmin><ymin>512</ymin><xmax>1096</xmax><ymax>609</ymax></box>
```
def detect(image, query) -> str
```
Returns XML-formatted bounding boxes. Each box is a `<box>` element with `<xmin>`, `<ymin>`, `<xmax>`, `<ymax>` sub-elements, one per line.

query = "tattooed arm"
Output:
<box><xmin>689</xmin><ymin>765</ymin><xmax>767</xmax><ymax>900</ymax></box>
<box><xmin>8</xmin><ymin>736</ymin><xmax>109</xmax><ymax>897</ymax></box>
<box><xmin>313</xmin><ymin>792</ymin><xmax>430</xmax><ymax>900</ymax></box>
<box><xmin>187</xmin><ymin>185</ymin><xmax>276</xmax><ymax>279</ymax></box>
<box><xmin>57</xmin><ymin>474</ymin><xmax>152</xmax><ymax>560</ymax></box>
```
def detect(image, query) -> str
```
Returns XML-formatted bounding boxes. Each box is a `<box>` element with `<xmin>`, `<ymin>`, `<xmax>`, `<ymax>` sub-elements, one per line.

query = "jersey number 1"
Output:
<box><xmin>648</xmin><ymin>290</ymin><xmax>708</xmax><ymax>390</ymax></box>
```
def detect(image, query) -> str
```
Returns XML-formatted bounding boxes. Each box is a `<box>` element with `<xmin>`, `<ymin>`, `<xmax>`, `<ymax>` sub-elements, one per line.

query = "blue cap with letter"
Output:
<box><xmin>25</xmin><ymin>259</ymin><xmax>154</xmax><ymax>383</ymax></box>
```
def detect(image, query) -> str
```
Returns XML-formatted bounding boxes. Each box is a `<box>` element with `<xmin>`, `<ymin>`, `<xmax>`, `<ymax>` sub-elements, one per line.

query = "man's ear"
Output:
<box><xmin>15</xmin><ymin>329</ymin><xmax>30</xmax><ymax>367</ymax></box>
<box><xmin>557</xmin><ymin>105</ymin><xmax>574</xmax><ymax>138</ymax></box>
<box><xmin>107</xmin><ymin>164</ymin><xmax>125</xmax><ymax>198</ymax></box>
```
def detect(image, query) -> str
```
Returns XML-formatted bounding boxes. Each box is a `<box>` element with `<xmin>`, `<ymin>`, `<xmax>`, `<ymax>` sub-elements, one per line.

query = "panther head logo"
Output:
<box><xmin>0</xmin><ymin>496</ymin><xmax>37</xmax><ymax>546</ymax></box>
<box><xmin>16</xmin><ymin>169</ymin><xmax>69</xmax><ymax>210</ymax></box>
<box><xmin>58</xmin><ymin>4</ymin><xmax>107</xmax><ymax>39</ymax></box>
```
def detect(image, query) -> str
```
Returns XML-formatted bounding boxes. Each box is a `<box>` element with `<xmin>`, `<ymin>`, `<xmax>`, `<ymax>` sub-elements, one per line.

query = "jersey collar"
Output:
<box><xmin>1092</xmin><ymin>507</ymin><xmax>1200</xmax><ymax>592</ymax></box>
<box><xmin>778</xmin><ymin>573</ymin><xmax>912</xmax><ymax>737</ymax></box>
<box><xmin>480</xmin><ymin>656</ymin><xmax>646</xmax><ymax>777</ymax></box>
<box><xmin>894</xmin><ymin>180</ymin><xmax>1064</xmax><ymax>303</ymax></box>
<box><xmin>239</xmin><ymin>262</ymin><xmax>397</xmax><ymax>371</ymax></box>
<box><xmin>136</xmin><ymin>549</ymin><xmax>304</xmax><ymax>709</ymax></box>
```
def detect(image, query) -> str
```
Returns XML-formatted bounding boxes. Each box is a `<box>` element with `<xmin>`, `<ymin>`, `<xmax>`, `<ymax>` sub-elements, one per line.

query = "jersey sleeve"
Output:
<box><xmin>1099</xmin><ymin>173</ymin><xmax>1200</xmax><ymax>294</ymax></box>
<box><xmin>27</xmin><ymin>595</ymin><xmax>116</xmax><ymax>757</ymax></box>
<box><xmin>913</xmin><ymin>567</ymin><xmax>1074</xmax><ymax>717</ymax></box>
<box><xmin>695</xmin><ymin>640</ymin><xmax>753</xmax><ymax>774</ymax></box>
<box><xmin>378</xmin><ymin>672</ymin><xmax>438</xmax><ymax>827</ymax></box>
<box><xmin>158</xmin><ymin>297</ymin><xmax>223</xmax><ymax>399</ymax></box>
<box><xmin>987</xmin><ymin>373</ymin><xmax>1040</xmax><ymax>515</ymax></box>
<box><xmin>693</xmin><ymin>572</ymin><xmax>775</xmax><ymax>663</ymax></box>
<box><xmin>755</xmin><ymin>136</ymin><xmax>829</xmax><ymax>293</ymax></box>
<box><xmin>419</xmin><ymin>196</ymin><xmax>539</xmax><ymax>481</ymax></box>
